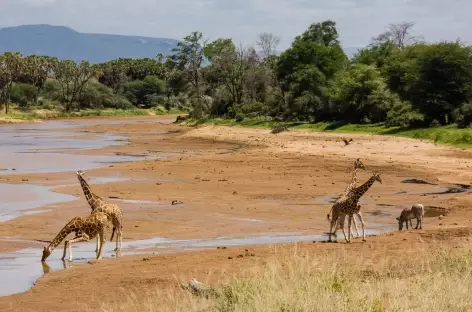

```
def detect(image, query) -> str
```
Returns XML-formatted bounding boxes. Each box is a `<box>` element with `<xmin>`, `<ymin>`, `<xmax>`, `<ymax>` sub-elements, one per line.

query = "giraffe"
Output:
<box><xmin>328</xmin><ymin>172</ymin><xmax>383</xmax><ymax>243</ymax></box>
<box><xmin>41</xmin><ymin>211</ymin><xmax>110</xmax><ymax>262</ymax></box>
<box><xmin>76</xmin><ymin>170</ymin><xmax>123</xmax><ymax>251</ymax></box>
<box><xmin>327</xmin><ymin>158</ymin><xmax>365</xmax><ymax>237</ymax></box>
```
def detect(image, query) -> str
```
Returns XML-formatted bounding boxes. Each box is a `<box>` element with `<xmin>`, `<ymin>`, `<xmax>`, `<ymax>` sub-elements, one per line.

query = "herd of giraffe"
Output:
<box><xmin>40</xmin><ymin>158</ymin><xmax>423</xmax><ymax>262</ymax></box>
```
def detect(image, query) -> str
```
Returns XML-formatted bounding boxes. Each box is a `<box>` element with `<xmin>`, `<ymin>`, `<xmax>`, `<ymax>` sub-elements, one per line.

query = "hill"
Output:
<box><xmin>0</xmin><ymin>24</ymin><xmax>179</xmax><ymax>63</ymax></box>
<box><xmin>0</xmin><ymin>24</ymin><xmax>362</xmax><ymax>63</ymax></box>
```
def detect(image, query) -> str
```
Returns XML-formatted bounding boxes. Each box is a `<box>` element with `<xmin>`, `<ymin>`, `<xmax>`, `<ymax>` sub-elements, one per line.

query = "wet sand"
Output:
<box><xmin>1</xmin><ymin>116</ymin><xmax>472</xmax><ymax>310</ymax></box>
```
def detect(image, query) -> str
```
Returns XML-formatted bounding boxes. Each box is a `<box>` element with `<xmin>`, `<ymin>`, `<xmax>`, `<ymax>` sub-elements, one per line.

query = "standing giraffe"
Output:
<box><xmin>328</xmin><ymin>172</ymin><xmax>383</xmax><ymax>243</ymax></box>
<box><xmin>76</xmin><ymin>170</ymin><xmax>123</xmax><ymax>251</ymax></box>
<box><xmin>41</xmin><ymin>211</ymin><xmax>110</xmax><ymax>262</ymax></box>
<box><xmin>327</xmin><ymin>158</ymin><xmax>365</xmax><ymax>237</ymax></box>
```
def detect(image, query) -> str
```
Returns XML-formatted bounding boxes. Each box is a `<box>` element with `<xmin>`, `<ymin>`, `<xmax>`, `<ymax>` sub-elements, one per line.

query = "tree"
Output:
<box><xmin>0</xmin><ymin>52</ymin><xmax>25</xmax><ymax>113</ymax></box>
<box><xmin>171</xmin><ymin>31</ymin><xmax>208</xmax><ymax>118</ymax></box>
<box><xmin>298</xmin><ymin>20</ymin><xmax>340</xmax><ymax>46</ymax></box>
<box><xmin>256</xmin><ymin>32</ymin><xmax>281</xmax><ymax>60</ymax></box>
<box><xmin>204</xmin><ymin>38</ymin><xmax>234</xmax><ymax>62</ymax></box>
<box><xmin>209</xmin><ymin>42</ymin><xmax>246</xmax><ymax>105</ymax></box>
<box><xmin>407</xmin><ymin>41</ymin><xmax>472</xmax><ymax>124</ymax></box>
<box><xmin>54</xmin><ymin>60</ymin><xmax>100</xmax><ymax>111</ymax></box>
<box><xmin>21</xmin><ymin>55</ymin><xmax>56</xmax><ymax>104</ymax></box>
<box><xmin>372</xmin><ymin>21</ymin><xmax>422</xmax><ymax>49</ymax></box>
<box><xmin>97</xmin><ymin>59</ymin><xmax>129</xmax><ymax>94</ymax></box>
<box><xmin>329</xmin><ymin>64</ymin><xmax>399</xmax><ymax>123</ymax></box>
<box><xmin>276</xmin><ymin>21</ymin><xmax>348</xmax><ymax>120</ymax></box>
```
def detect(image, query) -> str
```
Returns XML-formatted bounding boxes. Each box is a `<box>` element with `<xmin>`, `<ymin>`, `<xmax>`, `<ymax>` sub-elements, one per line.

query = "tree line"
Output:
<box><xmin>1</xmin><ymin>20</ymin><xmax>472</xmax><ymax>128</ymax></box>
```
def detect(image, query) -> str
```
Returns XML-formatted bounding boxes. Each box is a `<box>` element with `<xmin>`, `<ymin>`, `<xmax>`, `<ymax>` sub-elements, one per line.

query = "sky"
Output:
<box><xmin>0</xmin><ymin>0</ymin><xmax>469</xmax><ymax>49</ymax></box>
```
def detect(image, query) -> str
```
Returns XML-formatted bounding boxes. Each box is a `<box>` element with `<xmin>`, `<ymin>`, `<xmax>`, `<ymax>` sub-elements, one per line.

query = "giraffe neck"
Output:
<box><xmin>46</xmin><ymin>220</ymin><xmax>77</xmax><ymax>252</ymax></box>
<box><xmin>342</xmin><ymin>167</ymin><xmax>359</xmax><ymax>195</ymax></box>
<box><xmin>77</xmin><ymin>175</ymin><xmax>103</xmax><ymax>211</ymax></box>
<box><xmin>350</xmin><ymin>175</ymin><xmax>377</xmax><ymax>201</ymax></box>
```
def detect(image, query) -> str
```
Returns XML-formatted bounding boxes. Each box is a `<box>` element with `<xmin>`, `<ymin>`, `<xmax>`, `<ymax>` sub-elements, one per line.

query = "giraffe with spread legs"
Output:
<box><xmin>327</xmin><ymin>158</ymin><xmax>365</xmax><ymax>237</ymax></box>
<box><xmin>76</xmin><ymin>170</ymin><xmax>123</xmax><ymax>251</ymax></box>
<box><xmin>41</xmin><ymin>211</ymin><xmax>110</xmax><ymax>262</ymax></box>
<box><xmin>328</xmin><ymin>172</ymin><xmax>383</xmax><ymax>243</ymax></box>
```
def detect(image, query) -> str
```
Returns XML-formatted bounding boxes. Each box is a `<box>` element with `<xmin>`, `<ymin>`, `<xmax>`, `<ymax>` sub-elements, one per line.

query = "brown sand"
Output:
<box><xmin>1</xmin><ymin>116</ymin><xmax>472</xmax><ymax>311</ymax></box>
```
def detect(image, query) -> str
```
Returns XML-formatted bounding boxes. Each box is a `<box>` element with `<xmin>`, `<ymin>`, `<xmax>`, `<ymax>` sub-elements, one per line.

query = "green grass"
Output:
<box><xmin>184</xmin><ymin>117</ymin><xmax>472</xmax><ymax>148</ymax></box>
<box><xmin>0</xmin><ymin>106</ymin><xmax>187</xmax><ymax>123</ymax></box>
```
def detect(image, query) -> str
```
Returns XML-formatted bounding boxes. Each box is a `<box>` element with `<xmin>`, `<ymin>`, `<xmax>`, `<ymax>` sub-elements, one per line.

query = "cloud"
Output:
<box><xmin>0</xmin><ymin>0</ymin><xmax>470</xmax><ymax>49</ymax></box>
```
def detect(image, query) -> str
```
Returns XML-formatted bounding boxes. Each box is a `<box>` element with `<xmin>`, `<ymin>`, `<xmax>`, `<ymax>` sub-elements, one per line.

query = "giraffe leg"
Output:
<box><xmin>119</xmin><ymin>227</ymin><xmax>123</xmax><ymax>250</ymax></box>
<box><xmin>114</xmin><ymin>224</ymin><xmax>122</xmax><ymax>251</ymax></box>
<box><xmin>328</xmin><ymin>215</ymin><xmax>337</xmax><ymax>242</ymax></box>
<box><xmin>406</xmin><ymin>220</ymin><xmax>409</xmax><ymax>230</ymax></box>
<box><xmin>97</xmin><ymin>228</ymin><xmax>106</xmax><ymax>259</ymax></box>
<box><xmin>333</xmin><ymin>214</ymin><xmax>343</xmax><ymax>235</ymax></box>
<box><xmin>347</xmin><ymin>215</ymin><xmax>352</xmax><ymax>243</ymax></box>
<box><xmin>352</xmin><ymin>215</ymin><xmax>360</xmax><ymax>238</ymax></box>
<box><xmin>62</xmin><ymin>234</ymin><xmax>90</xmax><ymax>261</ymax></box>
<box><xmin>357</xmin><ymin>212</ymin><xmax>366</xmax><ymax>242</ymax></box>
<box><xmin>95</xmin><ymin>235</ymin><xmax>100</xmax><ymax>253</ymax></box>
<box><xmin>339</xmin><ymin>213</ymin><xmax>349</xmax><ymax>243</ymax></box>
<box><xmin>110</xmin><ymin>226</ymin><xmax>116</xmax><ymax>243</ymax></box>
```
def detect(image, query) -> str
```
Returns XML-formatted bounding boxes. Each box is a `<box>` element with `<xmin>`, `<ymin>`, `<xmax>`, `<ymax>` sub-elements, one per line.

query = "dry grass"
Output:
<box><xmin>100</xmin><ymin>243</ymin><xmax>472</xmax><ymax>312</ymax></box>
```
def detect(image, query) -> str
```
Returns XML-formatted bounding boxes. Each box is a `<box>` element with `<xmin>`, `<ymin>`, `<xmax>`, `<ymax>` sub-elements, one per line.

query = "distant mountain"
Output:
<box><xmin>0</xmin><ymin>24</ymin><xmax>179</xmax><ymax>63</ymax></box>
<box><xmin>0</xmin><ymin>24</ymin><xmax>362</xmax><ymax>63</ymax></box>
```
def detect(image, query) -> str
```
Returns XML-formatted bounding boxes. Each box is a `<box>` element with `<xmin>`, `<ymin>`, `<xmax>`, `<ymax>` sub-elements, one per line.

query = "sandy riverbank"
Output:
<box><xmin>1</xmin><ymin>117</ymin><xmax>472</xmax><ymax>311</ymax></box>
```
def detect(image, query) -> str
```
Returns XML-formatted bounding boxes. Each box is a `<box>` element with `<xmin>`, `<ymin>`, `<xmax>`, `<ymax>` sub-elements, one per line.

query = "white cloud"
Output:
<box><xmin>0</xmin><ymin>0</ymin><xmax>470</xmax><ymax>49</ymax></box>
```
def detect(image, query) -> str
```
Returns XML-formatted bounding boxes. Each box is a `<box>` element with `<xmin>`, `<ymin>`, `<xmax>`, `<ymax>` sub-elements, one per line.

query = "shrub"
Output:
<box><xmin>386</xmin><ymin>100</ymin><xmax>424</xmax><ymax>128</ymax></box>
<box><xmin>452</xmin><ymin>102</ymin><xmax>472</xmax><ymax>128</ymax></box>
<box><xmin>79</xmin><ymin>80</ymin><xmax>134</xmax><ymax>109</ymax></box>
<box><xmin>10</xmin><ymin>83</ymin><xmax>38</xmax><ymax>109</ymax></box>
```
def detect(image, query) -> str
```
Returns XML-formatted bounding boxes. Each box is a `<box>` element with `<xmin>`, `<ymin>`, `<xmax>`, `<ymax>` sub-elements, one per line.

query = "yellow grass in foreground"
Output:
<box><xmin>100</xmin><ymin>243</ymin><xmax>472</xmax><ymax>312</ymax></box>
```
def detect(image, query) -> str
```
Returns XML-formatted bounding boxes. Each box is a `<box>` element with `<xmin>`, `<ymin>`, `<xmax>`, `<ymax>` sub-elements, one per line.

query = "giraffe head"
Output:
<box><xmin>372</xmin><ymin>172</ymin><xmax>382</xmax><ymax>184</ymax></box>
<box><xmin>76</xmin><ymin>170</ymin><xmax>85</xmax><ymax>177</ymax></box>
<box><xmin>354</xmin><ymin>158</ymin><xmax>365</xmax><ymax>170</ymax></box>
<box><xmin>41</xmin><ymin>246</ymin><xmax>52</xmax><ymax>261</ymax></box>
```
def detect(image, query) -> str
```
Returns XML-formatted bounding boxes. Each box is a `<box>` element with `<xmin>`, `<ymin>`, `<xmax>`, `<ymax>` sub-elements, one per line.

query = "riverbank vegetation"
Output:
<box><xmin>1</xmin><ymin>20</ymin><xmax>472</xmax><ymax>134</ymax></box>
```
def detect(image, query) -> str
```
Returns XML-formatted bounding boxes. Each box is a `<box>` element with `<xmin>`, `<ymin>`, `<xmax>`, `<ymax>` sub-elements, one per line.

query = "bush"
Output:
<box><xmin>10</xmin><ymin>83</ymin><xmax>38</xmax><ymax>109</ymax></box>
<box><xmin>329</xmin><ymin>64</ymin><xmax>396</xmax><ymax>123</ymax></box>
<box><xmin>41</xmin><ymin>79</ymin><xmax>62</xmax><ymax>102</ymax></box>
<box><xmin>79</xmin><ymin>80</ymin><xmax>134</xmax><ymax>109</ymax></box>
<box><xmin>234</xmin><ymin>113</ymin><xmax>245</xmax><ymax>122</ymax></box>
<box><xmin>123</xmin><ymin>75</ymin><xmax>165</xmax><ymax>107</ymax></box>
<box><xmin>452</xmin><ymin>102</ymin><xmax>472</xmax><ymax>128</ymax></box>
<box><xmin>385</xmin><ymin>100</ymin><xmax>424</xmax><ymax>128</ymax></box>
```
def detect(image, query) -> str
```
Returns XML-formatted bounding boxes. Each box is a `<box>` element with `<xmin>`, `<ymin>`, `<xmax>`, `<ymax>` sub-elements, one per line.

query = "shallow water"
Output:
<box><xmin>0</xmin><ymin>118</ymin><xmax>168</xmax><ymax>221</ymax></box>
<box><xmin>0</xmin><ymin>121</ymin><xmax>148</xmax><ymax>175</ymax></box>
<box><xmin>0</xmin><ymin>184</ymin><xmax>77</xmax><ymax>222</ymax></box>
<box><xmin>0</xmin><ymin>223</ymin><xmax>395</xmax><ymax>296</ymax></box>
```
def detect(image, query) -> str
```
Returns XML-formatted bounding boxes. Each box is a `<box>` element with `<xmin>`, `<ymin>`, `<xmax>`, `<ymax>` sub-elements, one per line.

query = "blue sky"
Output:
<box><xmin>1</xmin><ymin>0</ymin><xmax>469</xmax><ymax>49</ymax></box>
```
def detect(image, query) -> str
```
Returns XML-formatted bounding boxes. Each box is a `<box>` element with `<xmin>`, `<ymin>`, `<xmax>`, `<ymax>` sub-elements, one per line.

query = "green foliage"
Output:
<box><xmin>1</xmin><ymin>19</ymin><xmax>472</xmax><ymax>132</ymax></box>
<box><xmin>79</xmin><ymin>80</ymin><xmax>134</xmax><ymax>109</ymax></box>
<box><xmin>10</xmin><ymin>83</ymin><xmax>37</xmax><ymax>110</ymax></box>
<box><xmin>385</xmin><ymin>100</ymin><xmax>424</xmax><ymax>127</ymax></box>
<box><xmin>329</xmin><ymin>64</ymin><xmax>398</xmax><ymax>123</ymax></box>
<box><xmin>408</xmin><ymin>41</ymin><xmax>472</xmax><ymax>124</ymax></box>
<box><xmin>123</xmin><ymin>75</ymin><xmax>165</xmax><ymax>107</ymax></box>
